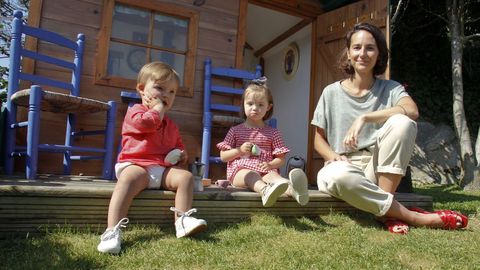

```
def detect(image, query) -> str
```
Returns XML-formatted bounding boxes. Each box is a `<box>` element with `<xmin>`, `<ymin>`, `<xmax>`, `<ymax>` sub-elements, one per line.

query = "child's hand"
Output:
<box><xmin>152</xmin><ymin>100</ymin><xmax>166</xmax><ymax>113</ymax></box>
<box><xmin>259</xmin><ymin>161</ymin><xmax>271</xmax><ymax>171</ymax></box>
<box><xmin>178</xmin><ymin>150</ymin><xmax>188</xmax><ymax>165</ymax></box>
<box><xmin>144</xmin><ymin>92</ymin><xmax>166</xmax><ymax>111</ymax></box>
<box><xmin>239</xmin><ymin>142</ymin><xmax>253</xmax><ymax>155</ymax></box>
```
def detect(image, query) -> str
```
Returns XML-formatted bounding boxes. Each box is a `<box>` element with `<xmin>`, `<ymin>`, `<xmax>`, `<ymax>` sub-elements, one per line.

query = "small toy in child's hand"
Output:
<box><xmin>165</xmin><ymin>149</ymin><xmax>182</xmax><ymax>165</ymax></box>
<box><xmin>251</xmin><ymin>144</ymin><xmax>261</xmax><ymax>156</ymax></box>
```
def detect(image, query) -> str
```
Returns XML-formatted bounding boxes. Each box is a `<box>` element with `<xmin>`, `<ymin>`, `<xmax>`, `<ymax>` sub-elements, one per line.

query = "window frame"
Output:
<box><xmin>96</xmin><ymin>0</ymin><xmax>199</xmax><ymax>97</ymax></box>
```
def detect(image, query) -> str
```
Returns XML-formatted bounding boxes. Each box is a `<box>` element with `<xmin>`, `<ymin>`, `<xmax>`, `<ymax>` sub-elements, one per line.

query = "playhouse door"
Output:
<box><xmin>308</xmin><ymin>0</ymin><xmax>389</xmax><ymax>182</ymax></box>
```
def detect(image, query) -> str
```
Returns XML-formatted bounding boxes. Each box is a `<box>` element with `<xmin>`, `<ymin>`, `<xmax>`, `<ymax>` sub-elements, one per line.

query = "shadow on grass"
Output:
<box><xmin>280</xmin><ymin>215</ymin><xmax>336</xmax><ymax>232</ymax></box>
<box><xmin>413</xmin><ymin>184</ymin><xmax>480</xmax><ymax>215</ymax></box>
<box><xmin>95</xmin><ymin>221</ymin><xmax>260</xmax><ymax>247</ymax></box>
<box><xmin>0</xmin><ymin>232</ymin><xmax>101</xmax><ymax>270</ymax></box>
<box><xmin>179</xmin><ymin>214</ymin><xmax>337</xmax><ymax>242</ymax></box>
<box><xmin>340</xmin><ymin>211</ymin><xmax>380</xmax><ymax>230</ymax></box>
<box><xmin>122</xmin><ymin>222</ymin><xmax>245</xmax><ymax>244</ymax></box>
<box><xmin>414</xmin><ymin>184</ymin><xmax>480</xmax><ymax>202</ymax></box>
<box><xmin>120</xmin><ymin>225</ymin><xmax>172</xmax><ymax>251</ymax></box>
<box><xmin>332</xmin><ymin>211</ymin><xmax>418</xmax><ymax>233</ymax></box>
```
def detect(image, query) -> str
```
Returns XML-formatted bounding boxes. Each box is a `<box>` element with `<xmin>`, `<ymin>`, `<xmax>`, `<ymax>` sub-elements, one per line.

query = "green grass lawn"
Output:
<box><xmin>1</xmin><ymin>185</ymin><xmax>479</xmax><ymax>270</ymax></box>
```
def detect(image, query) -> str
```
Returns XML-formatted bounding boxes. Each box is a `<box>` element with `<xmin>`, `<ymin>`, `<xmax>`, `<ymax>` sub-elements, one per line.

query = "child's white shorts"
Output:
<box><xmin>115</xmin><ymin>162</ymin><xmax>166</xmax><ymax>189</ymax></box>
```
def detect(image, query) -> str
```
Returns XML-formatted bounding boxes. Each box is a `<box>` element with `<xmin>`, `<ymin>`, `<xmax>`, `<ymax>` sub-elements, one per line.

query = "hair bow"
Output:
<box><xmin>251</xmin><ymin>76</ymin><xmax>268</xmax><ymax>86</ymax></box>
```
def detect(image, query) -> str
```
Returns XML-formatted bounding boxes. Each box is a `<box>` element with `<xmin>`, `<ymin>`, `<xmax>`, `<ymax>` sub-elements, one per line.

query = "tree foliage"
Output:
<box><xmin>390</xmin><ymin>0</ymin><xmax>480</xmax><ymax>136</ymax></box>
<box><xmin>391</xmin><ymin>0</ymin><xmax>480</xmax><ymax>189</ymax></box>
<box><xmin>0</xmin><ymin>0</ymin><xmax>29</xmax><ymax>92</ymax></box>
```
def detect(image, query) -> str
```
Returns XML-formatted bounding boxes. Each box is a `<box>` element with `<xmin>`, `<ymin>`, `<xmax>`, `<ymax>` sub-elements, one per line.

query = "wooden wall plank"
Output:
<box><xmin>22</xmin><ymin>0</ymin><xmax>44</xmax><ymax>83</ymax></box>
<box><xmin>235</xmin><ymin>0</ymin><xmax>248</xmax><ymax>68</ymax></box>
<box><xmin>250</xmin><ymin>0</ymin><xmax>324</xmax><ymax>19</ymax></box>
<box><xmin>41</xmin><ymin>0</ymin><xmax>102</xmax><ymax>29</ymax></box>
<box><xmin>22</xmin><ymin>0</ymin><xmax>244</xmax><ymax>176</ymax></box>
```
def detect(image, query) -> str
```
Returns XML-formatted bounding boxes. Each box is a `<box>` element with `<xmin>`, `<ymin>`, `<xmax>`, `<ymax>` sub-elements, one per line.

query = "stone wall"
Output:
<box><xmin>410</xmin><ymin>122</ymin><xmax>462</xmax><ymax>185</ymax></box>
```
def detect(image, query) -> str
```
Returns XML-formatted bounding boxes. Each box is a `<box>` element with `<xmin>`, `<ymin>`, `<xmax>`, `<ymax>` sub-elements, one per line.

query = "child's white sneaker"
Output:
<box><xmin>289</xmin><ymin>168</ymin><xmax>309</xmax><ymax>205</ymax></box>
<box><xmin>97</xmin><ymin>218</ymin><xmax>129</xmax><ymax>254</ymax></box>
<box><xmin>261</xmin><ymin>180</ymin><xmax>289</xmax><ymax>207</ymax></box>
<box><xmin>171</xmin><ymin>207</ymin><xmax>207</xmax><ymax>238</ymax></box>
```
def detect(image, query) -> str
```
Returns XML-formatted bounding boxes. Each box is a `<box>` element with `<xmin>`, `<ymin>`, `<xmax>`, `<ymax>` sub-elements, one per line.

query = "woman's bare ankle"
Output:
<box><xmin>414</xmin><ymin>213</ymin><xmax>442</xmax><ymax>228</ymax></box>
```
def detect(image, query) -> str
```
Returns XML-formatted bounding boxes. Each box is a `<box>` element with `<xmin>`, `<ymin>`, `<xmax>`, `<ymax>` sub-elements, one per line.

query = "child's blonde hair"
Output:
<box><xmin>137</xmin><ymin>61</ymin><xmax>180</xmax><ymax>86</ymax></box>
<box><xmin>240</xmin><ymin>83</ymin><xmax>274</xmax><ymax>120</ymax></box>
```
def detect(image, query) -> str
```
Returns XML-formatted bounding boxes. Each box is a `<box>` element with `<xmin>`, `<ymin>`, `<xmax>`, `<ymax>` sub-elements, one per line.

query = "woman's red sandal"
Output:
<box><xmin>435</xmin><ymin>210</ymin><xmax>468</xmax><ymax>230</ymax></box>
<box><xmin>383</xmin><ymin>218</ymin><xmax>409</xmax><ymax>234</ymax></box>
<box><xmin>409</xmin><ymin>207</ymin><xmax>468</xmax><ymax>230</ymax></box>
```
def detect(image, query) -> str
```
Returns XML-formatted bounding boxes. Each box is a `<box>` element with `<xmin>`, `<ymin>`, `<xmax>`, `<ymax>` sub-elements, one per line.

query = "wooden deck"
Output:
<box><xmin>0</xmin><ymin>175</ymin><xmax>433</xmax><ymax>235</ymax></box>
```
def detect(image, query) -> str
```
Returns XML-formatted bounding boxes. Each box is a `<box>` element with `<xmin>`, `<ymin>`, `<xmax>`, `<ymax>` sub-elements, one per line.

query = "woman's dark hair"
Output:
<box><xmin>339</xmin><ymin>22</ymin><xmax>389</xmax><ymax>77</ymax></box>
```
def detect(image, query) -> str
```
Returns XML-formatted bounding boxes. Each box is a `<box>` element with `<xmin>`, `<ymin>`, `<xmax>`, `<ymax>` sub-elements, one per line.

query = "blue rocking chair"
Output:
<box><xmin>201</xmin><ymin>58</ymin><xmax>276</xmax><ymax>179</ymax></box>
<box><xmin>4</xmin><ymin>11</ymin><xmax>117</xmax><ymax>179</ymax></box>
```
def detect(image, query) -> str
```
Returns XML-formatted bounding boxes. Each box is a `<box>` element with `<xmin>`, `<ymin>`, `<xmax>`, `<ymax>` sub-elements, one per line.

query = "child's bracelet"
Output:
<box><xmin>397</xmin><ymin>105</ymin><xmax>407</xmax><ymax>115</ymax></box>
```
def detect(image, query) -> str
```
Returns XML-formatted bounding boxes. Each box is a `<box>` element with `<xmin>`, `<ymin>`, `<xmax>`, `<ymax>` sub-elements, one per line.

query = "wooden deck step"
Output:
<box><xmin>0</xmin><ymin>175</ymin><xmax>433</xmax><ymax>235</ymax></box>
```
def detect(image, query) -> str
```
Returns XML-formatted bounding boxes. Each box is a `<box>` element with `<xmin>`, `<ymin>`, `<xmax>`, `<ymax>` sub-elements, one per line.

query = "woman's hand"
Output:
<box><xmin>325</xmin><ymin>155</ymin><xmax>349</xmax><ymax>165</ymax></box>
<box><xmin>343</xmin><ymin>115</ymin><xmax>366</xmax><ymax>150</ymax></box>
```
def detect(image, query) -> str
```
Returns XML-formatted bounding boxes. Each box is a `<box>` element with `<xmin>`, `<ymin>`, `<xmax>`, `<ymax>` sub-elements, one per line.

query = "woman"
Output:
<box><xmin>311</xmin><ymin>22</ymin><xmax>468</xmax><ymax>233</ymax></box>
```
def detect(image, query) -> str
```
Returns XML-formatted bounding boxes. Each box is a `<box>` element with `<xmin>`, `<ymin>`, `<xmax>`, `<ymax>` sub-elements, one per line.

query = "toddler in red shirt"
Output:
<box><xmin>98</xmin><ymin>62</ymin><xmax>206</xmax><ymax>254</ymax></box>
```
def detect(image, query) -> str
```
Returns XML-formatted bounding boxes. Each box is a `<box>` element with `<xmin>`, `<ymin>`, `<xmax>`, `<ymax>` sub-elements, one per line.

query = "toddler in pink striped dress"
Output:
<box><xmin>217</xmin><ymin>78</ymin><xmax>309</xmax><ymax>207</ymax></box>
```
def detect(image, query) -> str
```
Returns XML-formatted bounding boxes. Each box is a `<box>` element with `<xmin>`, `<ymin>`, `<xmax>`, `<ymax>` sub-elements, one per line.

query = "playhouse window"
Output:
<box><xmin>96</xmin><ymin>0</ymin><xmax>199</xmax><ymax>97</ymax></box>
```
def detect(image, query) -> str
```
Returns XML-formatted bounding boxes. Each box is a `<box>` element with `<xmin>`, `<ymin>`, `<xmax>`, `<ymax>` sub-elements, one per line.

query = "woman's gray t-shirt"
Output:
<box><xmin>311</xmin><ymin>79</ymin><xmax>409</xmax><ymax>154</ymax></box>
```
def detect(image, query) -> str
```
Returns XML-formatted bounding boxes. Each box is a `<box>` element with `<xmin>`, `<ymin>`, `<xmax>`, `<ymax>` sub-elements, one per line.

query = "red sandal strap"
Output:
<box><xmin>435</xmin><ymin>210</ymin><xmax>468</xmax><ymax>230</ymax></box>
<box><xmin>383</xmin><ymin>219</ymin><xmax>409</xmax><ymax>234</ymax></box>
